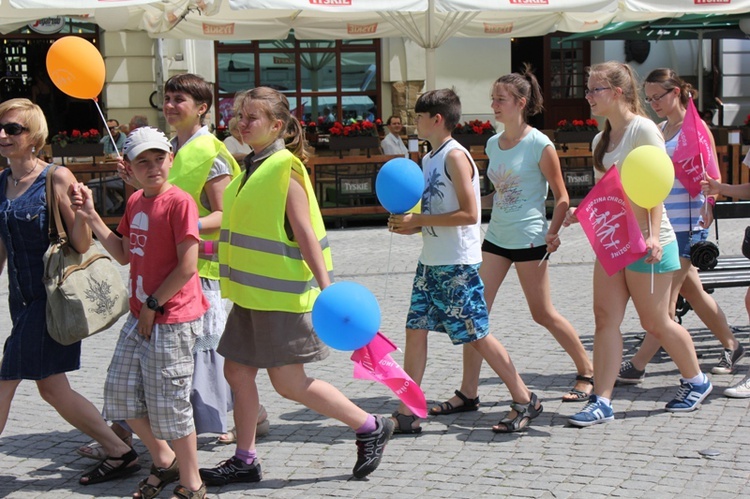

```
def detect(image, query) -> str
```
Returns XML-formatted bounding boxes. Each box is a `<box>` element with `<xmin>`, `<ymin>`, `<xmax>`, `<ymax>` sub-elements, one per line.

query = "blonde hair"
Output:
<box><xmin>233</xmin><ymin>87</ymin><xmax>309</xmax><ymax>163</ymax></box>
<box><xmin>0</xmin><ymin>98</ymin><xmax>48</xmax><ymax>152</ymax></box>
<box><xmin>589</xmin><ymin>62</ymin><xmax>646</xmax><ymax>172</ymax></box>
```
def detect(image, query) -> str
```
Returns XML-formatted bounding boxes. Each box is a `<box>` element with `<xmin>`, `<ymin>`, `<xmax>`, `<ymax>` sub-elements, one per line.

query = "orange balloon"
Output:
<box><xmin>46</xmin><ymin>36</ymin><xmax>105</xmax><ymax>100</ymax></box>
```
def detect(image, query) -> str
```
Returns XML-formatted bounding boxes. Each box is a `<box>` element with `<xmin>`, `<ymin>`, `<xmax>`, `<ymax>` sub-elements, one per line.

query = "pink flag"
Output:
<box><xmin>671</xmin><ymin>98</ymin><xmax>720</xmax><ymax>197</ymax></box>
<box><xmin>351</xmin><ymin>332</ymin><xmax>427</xmax><ymax>418</ymax></box>
<box><xmin>578</xmin><ymin>167</ymin><xmax>648</xmax><ymax>276</ymax></box>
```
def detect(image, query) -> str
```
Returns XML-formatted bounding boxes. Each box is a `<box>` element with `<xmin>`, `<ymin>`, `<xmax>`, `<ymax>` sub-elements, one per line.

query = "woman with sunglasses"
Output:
<box><xmin>0</xmin><ymin>98</ymin><xmax>140</xmax><ymax>483</ymax></box>
<box><xmin>565</xmin><ymin>62</ymin><xmax>711</xmax><ymax>427</ymax></box>
<box><xmin>617</xmin><ymin>68</ymin><xmax>744</xmax><ymax>385</ymax></box>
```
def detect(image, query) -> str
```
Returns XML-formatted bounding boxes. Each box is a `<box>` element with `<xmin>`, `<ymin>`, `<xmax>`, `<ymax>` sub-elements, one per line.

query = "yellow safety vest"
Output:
<box><xmin>219</xmin><ymin>149</ymin><xmax>333</xmax><ymax>312</ymax></box>
<box><xmin>169</xmin><ymin>134</ymin><xmax>241</xmax><ymax>280</ymax></box>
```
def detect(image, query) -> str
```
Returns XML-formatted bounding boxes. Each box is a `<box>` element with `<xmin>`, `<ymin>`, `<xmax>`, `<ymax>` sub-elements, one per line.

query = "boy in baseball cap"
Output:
<box><xmin>71</xmin><ymin>126</ymin><xmax>209</xmax><ymax>497</ymax></box>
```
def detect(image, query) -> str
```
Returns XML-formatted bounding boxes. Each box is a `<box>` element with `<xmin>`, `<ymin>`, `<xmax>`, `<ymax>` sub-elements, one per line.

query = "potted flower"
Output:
<box><xmin>452</xmin><ymin>119</ymin><xmax>495</xmax><ymax>148</ymax></box>
<box><xmin>51</xmin><ymin>128</ymin><xmax>105</xmax><ymax>158</ymax></box>
<box><xmin>554</xmin><ymin>118</ymin><xmax>599</xmax><ymax>150</ymax></box>
<box><xmin>327</xmin><ymin>119</ymin><xmax>380</xmax><ymax>153</ymax></box>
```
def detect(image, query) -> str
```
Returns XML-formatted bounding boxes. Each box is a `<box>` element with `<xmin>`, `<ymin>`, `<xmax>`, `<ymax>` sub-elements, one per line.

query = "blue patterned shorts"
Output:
<box><xmin>406</xmin><ymin>263</ymin><xmax>490</xmax><ymax>345</ymax></box>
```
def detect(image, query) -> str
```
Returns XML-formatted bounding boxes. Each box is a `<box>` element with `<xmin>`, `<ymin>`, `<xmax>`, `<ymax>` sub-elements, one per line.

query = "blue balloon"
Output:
<box><xmin>311</xmin><ymin>282</ymin><xmax>381</xmax><ymax>351</ymax></box>
<box><xmin>376</xmin><ymin>158</ymin><xmax>424</xmax><ymax>214</ymax></box>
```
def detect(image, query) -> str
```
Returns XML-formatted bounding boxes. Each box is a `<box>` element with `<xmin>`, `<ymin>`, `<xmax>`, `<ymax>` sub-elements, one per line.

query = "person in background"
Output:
<box><xmin>223</xmin><ymin>117</ymin><xmax>252</xmax><ymax>163</ymax></box>
<box><xmin>128</xmin><ymin>115</ymin><xmax>149</xmax><ymax>134</ymax></box>
<box><xmin>0</xmin><ymin>98</ymin><xmax>139</xmax><ymax>485</ymax></box>
<box><xmin>566</xmin><ymin>61</ymin><xmax>711</xmax><ymax>427</ymax></box>
<box><xmin>618</xmin><ymin>68</ymin><xmax>744</xmax><ymax>385</ymax></box>
<box><xmin>380</xmin><ymin>115</ymin><xmax>409</xmax><ymax>157</ymax></box>
<box><xmin>198</xmin><ymin>86</ymin><xmax>393</xmax><ymax>486</ymax></box>
<box><xmin>101</xmin><ymin>119</ymin><xmax>126</xmax><ymax>157</ymax></box>
<box><xmin>430</xmin><ymin>66</ymin><xmax>593</xmax><ymax>417</ymax></box>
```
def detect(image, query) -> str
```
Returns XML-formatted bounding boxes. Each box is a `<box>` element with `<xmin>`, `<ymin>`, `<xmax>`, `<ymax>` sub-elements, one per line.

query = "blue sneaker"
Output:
<box><xmin>665</xmin><ymin>377</ymin><xmax>713</xmax><ymax>412</ymax></box>
<box><xmin>567</xmin><ymin>395</ymin><xmax>614</xmax><ymax>427</ymax></box>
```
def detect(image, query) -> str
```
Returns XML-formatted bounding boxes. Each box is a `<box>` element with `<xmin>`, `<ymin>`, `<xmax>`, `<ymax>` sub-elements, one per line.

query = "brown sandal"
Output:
<box><xmin>172</xmin><ymin>482</ymin><xmax>207</xmax><ymax>499</ymax></box>
<box><xmin>133</xmin><ymin>457</ymin><xmax>179</xmax><ymax>499</ymax></box>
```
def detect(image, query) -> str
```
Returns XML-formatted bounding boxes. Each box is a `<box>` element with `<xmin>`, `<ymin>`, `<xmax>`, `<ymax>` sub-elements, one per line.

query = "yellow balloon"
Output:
<box><xmin>620</xmin><ymin>145</ymin><xmax>674</xmax><ymax>209</ymax></box>
<box><xmin>46</xmin><ymin>36</ymin><xmax>105</xmax><ymax>100</ymax></box>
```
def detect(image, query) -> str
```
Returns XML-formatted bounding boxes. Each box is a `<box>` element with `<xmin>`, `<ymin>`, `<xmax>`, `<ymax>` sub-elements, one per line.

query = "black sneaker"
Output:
<box><xmin>711</xmin><ymin>344</ymin><xmax>746</xmax><ymax>374</ymax></box>
<box><xmin>616</xmin><ymin>360</ymin><xmax>645</xmax><ymax>385</ymax></box>
<box><xmin>199</xmin><ymin>456</ymin><xmax>262</xmax><ymax>486</ymax></box>
<box><xmin>352</xmin><ymin>415</ymin><xmax>394</xmax><ymax>479</ymax></box>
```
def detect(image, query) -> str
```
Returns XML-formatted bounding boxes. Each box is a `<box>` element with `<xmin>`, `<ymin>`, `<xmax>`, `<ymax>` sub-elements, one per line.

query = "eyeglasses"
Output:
<box><xmin>0</xmin><ymin>122</ymin><xmax>28</xmax><ymax>136</ymax></box>
<box><xmin>108</xmin><ymin>126</ymin><xmax>118</xmax><ymax>131</ymax></box>
<box><xmin>584</xmin><ymin>87</ymin><xmax>610</xmax><ymax>96</ymax></box>
<box><xmin>645</xmin><ymin>90</ymin><xmax>672</xmax><ymax>103</ymax></box>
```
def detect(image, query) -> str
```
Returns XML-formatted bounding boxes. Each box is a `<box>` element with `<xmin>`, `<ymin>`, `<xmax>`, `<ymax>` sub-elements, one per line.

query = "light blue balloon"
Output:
<box><xmin>376</xmin><ymin>158</ymin><xmax>424</xmax><ymax>214</ymax></box>
<box><xmin>311</xmin><ymin>282</ymin><xmax>381</xmax><ymax>351</ymax></box>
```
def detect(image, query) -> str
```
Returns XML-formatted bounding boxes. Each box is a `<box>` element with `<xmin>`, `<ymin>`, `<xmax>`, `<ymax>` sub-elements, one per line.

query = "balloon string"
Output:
<box><xmin>93</xmin><ymin>99</ymin><xmax>121</xmax><ymax>159</ymax></box>
<box><xmin>649</xmin><ymin>210</ymin><xmax>654</xmax><ymax>294</ymax></box>
<box><xmin>384</xmin><ymin>228</ymin><xmax>394</xmax><ymax>306</ymax></box>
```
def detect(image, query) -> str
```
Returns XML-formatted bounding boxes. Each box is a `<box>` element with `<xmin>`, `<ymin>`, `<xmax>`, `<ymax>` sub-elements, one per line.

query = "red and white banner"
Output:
<box><xmin>671</xmin><ymin>98</ymin><xmax>720</xmax><ymax>197</ymax></box>
<box><xmin>578</xmin><ymin>167</ymin><xmax>647</xmax><ymax>276</ymax></box>
<box><xmin>351</xmin><ymin>332</ymin><xmax>427</xmax><ymax>418</ymax></box>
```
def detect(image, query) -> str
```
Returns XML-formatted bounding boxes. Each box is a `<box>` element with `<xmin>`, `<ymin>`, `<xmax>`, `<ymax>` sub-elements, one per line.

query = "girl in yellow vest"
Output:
<box><xmin>198</xmin><ymin>87</ymin><xmax>394</xmax><ymax>486</ymax></box>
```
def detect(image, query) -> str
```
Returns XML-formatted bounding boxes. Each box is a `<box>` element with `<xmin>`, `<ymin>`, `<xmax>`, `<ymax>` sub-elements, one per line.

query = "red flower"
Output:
<box><xmin>453</xmin><ymin>120</ymin><xmax>494</xmax><ymax>135</ymax></box>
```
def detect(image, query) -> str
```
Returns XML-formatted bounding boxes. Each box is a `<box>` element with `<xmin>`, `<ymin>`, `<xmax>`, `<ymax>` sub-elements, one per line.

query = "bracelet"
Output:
<box><xmin>203</xmin><ymin>240</ymin><xmax>214</xmax><ymax>255</ymax></box>
<box><xmin>198</xmin><ymin>220</ymin><xmax>203</xmax><ymax>230</ymax></box>
<box><xmin>707</xmin><ymin>197</ymin><xmax>716</xmax><ymax>206</ymax></box>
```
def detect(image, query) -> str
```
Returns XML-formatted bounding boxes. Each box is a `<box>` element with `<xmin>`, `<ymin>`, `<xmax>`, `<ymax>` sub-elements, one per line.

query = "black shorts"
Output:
<box><xmin>481</xmin><ymin>239</ymin><xmax>548</xmax><ymax>263</ymax></box>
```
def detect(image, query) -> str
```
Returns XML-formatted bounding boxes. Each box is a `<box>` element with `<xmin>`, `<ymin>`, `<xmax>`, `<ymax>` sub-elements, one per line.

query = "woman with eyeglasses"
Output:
<box><xmin>617</xmin><ymin>68</ymin><xmax>744</xmax><ymax>385</ymax></box>
<box><xmin>564</xmin><ymin>62</ymin><xmax>711</xmax><ymax>427</ymax></box>
<box><xmin>0</xmin><ymin>98</ymin><xmax>140</xmax><ymax>483</ymax></box>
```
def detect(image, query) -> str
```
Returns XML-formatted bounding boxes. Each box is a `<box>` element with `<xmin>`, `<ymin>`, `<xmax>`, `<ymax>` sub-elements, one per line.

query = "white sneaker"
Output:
<box><xmin>723</xmin><ymin>375</ymin><xmax>750</xmax><ymax>398</ymax></box>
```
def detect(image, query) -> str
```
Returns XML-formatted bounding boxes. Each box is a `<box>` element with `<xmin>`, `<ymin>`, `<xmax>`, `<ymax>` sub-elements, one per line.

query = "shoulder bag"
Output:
<box><xmin>43</xmin><ymin>165</ymin><xmax>129</xmax><ymax>345</ymax></box>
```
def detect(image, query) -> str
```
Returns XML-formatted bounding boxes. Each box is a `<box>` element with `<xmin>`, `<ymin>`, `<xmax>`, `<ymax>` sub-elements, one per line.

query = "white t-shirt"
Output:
<box><xmin>223</xmin><ymin>135</ymin><xmax>251</xmax><ymax>157</ymax></box>
<box><xmin>381</xmin><ymin>132</ymin><xmax>409</xmax><ymax>157</ymax></box>
<box><xmin>592</xmin><ymin>115</ymin><xmax>674</xmax><ymax>245</ymax></box>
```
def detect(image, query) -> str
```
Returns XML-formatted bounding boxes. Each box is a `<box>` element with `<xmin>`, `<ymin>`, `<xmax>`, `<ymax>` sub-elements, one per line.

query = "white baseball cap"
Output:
<box><xmin>122</xmin><ymin>126</ymin><xmax>172</xmax><ymax>161</ymax></box>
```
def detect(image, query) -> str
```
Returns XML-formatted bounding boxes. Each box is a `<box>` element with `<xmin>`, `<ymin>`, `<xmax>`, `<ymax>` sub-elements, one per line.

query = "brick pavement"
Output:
<box><xmin>1</xmin><ymin>219</ymin><xmax>749</xmax><ymax>498</ymax></box>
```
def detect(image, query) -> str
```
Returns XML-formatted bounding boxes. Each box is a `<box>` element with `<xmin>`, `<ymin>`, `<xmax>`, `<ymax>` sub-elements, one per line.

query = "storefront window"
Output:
<box><xmin>215</xmin><ymin>34</ymin><xmax>380</xmax><ymax>126</ymax></box>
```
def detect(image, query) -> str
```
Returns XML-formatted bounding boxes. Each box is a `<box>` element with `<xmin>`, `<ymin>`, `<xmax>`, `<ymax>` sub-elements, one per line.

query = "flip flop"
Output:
<box><xmin>428</xmin><ymin>390</ymin><xmax>480</xmax><ymax>415</ymax></box>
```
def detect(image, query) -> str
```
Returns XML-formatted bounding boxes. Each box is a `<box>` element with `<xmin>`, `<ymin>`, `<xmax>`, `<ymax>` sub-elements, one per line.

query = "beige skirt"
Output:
<box><xmin>217</xmin><ymin>304</ymin><xmax>329</xmax><ymax>369</ymax></box>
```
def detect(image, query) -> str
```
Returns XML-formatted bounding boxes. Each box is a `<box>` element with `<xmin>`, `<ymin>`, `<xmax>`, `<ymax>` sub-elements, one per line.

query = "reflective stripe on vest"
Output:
<box><xmin>219</xmin><ymin>149</ymin><xmax>333</xmax><ymax>312</ymax></box>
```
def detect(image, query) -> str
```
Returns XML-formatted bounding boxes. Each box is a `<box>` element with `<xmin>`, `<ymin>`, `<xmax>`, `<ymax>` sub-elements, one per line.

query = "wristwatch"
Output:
<box><xmin>145</xmin><ymin>295</ymin><xmax>164</xmax><ymax>314</ymax></box>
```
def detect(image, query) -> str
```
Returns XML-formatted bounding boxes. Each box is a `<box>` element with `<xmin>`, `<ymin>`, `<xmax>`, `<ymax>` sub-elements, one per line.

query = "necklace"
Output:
<box><xmin>9</xmin><ymin>161</ymin><xmax>40</xmax><ymax>187</ymax></box>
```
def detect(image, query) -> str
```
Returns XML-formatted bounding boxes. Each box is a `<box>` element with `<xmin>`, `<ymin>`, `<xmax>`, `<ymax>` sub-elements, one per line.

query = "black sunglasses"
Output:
<box><xmin>0</xmin><ymin>122</ymin><xmax>28</xmax><ymax>136</ymax></box>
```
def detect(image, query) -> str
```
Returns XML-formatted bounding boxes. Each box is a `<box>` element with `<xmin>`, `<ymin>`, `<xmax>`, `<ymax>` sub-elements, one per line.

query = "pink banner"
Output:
<box><xmin>671</xmin><ymin>99</ymin><xmax>720</xmax><ymax>197</ymax></box>
<box><xmin>351</xmin><ymin>332</ymin><xmax>427</xmax><ymax>418</ymax></box>
<box><xmin>578</xmin><ymin>167</ymin><xmax>648</xmax><ymax>276</ymax></box>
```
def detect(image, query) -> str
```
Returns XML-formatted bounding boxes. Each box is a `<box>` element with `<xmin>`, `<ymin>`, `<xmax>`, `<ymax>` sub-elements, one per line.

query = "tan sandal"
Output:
<box><xmin>172</xmin><ymin>482</ymin><xmax>207</xmax><ymax>499</ymax></box>
<box><xmin>217</xmin><ymin>405</ymin><xmax>269</xmax><ymax>444</ymax></box>
<box><xmin>76</xmin><ymin>432</ymin><xmax>133</xmax><ymax>461</ymax></box>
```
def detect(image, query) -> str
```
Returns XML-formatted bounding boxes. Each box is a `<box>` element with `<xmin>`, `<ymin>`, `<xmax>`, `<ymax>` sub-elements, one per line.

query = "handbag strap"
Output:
<box><xmin>45</xmin><ymin>164</ymin><xmax>68</xmax><ymax>245</ymax></box>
